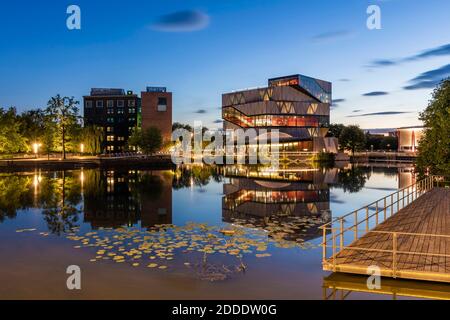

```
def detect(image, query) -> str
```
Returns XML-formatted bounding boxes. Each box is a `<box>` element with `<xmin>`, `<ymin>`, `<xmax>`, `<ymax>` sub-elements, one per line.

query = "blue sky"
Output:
<box><xmin>0</xmin><ymin>0</ymin><xmax>449</xmax><ymax>129</ymax></box>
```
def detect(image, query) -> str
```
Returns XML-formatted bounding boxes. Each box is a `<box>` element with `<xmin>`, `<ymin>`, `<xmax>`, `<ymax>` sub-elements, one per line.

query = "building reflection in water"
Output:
<box><xmin>398</xmin><ymin>166</ymin><xmax>417</xmax><ymax>189</ymax></box>
<box><xmin>0</xmin><ymin>165</ymin><xmax>417</xmax><ymax>237</ymax></box>
<box><xmin>222</xmin><ymin>167</ymin><xmax>338</xmax><ymax>242</ymax></box>
<box><xmin>82</xmin><ymin>170</ymin><xmax>173</xmax><ymax>229</ymax></box>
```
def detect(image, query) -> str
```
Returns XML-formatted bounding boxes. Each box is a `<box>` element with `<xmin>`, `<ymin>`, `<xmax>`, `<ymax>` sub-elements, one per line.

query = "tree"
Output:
<box><xmin>173</xmin><ymin>122</ymin><xmax>193</xmax><ymax>132</ymax></box>
<box><xmin>18</xmin><ymin>109</ymin><xmax>47</xmax><ymax>146</ymax></box>
<box><xmin>80</xmin><ymin>125</ymin><xmax>104</xmax><ymax>155</ymax></box>
<box><xmin>365</xmin><ymin>133</ymin><xmax>398</xmax><ymax>151</ymax></box>
<box><xmin>339</xmin><ymin>125</ymin><xmax>366</xmax><ymax>155</ymax></box>
<box><xmin>0</xmin><ymin>107</ymin><xmax>29</xmax><ymax>154</ymax></box>
<box><xmin>417</xmin><ymin>78</ymin><xmax>450</xmax><ymax>175</ymax></box>
<box><xmin>45</xmin><ymin>95</ymin><xmax>80</xmax><ymax>159</ymax></box>
<box><xmin>129</xmin><ymin>126</ymin><xmax>163</xmax><ymax>155</ymax></box>
<box><xmin>42</xmin><ymin>116</ymin><xmax>58</xmax><ymax>160</ymax></box>
<box><xmin>327</xmin><ymin>123</ymin><xmax>345</xmax><ymax>138</ymax></box>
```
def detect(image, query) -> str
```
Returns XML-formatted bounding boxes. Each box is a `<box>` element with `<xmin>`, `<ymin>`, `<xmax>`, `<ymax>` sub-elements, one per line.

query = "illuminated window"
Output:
<box><xmin>107</xmin><ymin>135</ymin><xmax>115</xmax><ymax>142</ymax></box>
<box><xmin>117</xmin><ymin>108</ymin><xmax>124</xmax><ymax>115</ymax></box>
<box><xmin>107</xmin><ymin>108</ymin><xmax>114</xmax><ymax>115</ymax></box>
<box><xmin>158</xmin><ymin>97</ymin><xmax>167</xmax><ymax>112</ymax></box>
<box><xmin>106</xmin><ymin>127</ymin><xmax>114</xmax><ymax>133</ymax></box>
<box><xmin>129</xmin><ymin>108</ymin><xmax>136</xmax><ymax>114</ymax></box>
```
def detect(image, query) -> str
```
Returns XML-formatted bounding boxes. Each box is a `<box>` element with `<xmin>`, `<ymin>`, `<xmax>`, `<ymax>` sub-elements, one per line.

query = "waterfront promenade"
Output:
<box><xmin>0</xmin><ymin>155</ymin><xmax>175</xmax><ymax>171</ymax></box>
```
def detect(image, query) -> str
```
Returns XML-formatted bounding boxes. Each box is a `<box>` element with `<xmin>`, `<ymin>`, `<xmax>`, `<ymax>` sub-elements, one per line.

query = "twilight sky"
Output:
<box><xmin>0</xmin><ymin>0</ymin><xmax>449</xmax><ymax>129</ymax></box>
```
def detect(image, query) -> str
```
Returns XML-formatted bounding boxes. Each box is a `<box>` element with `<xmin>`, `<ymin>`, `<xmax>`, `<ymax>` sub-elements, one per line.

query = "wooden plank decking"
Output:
<box><xmin>324</xmin><ymin>188</ymin><xmax>450</xmax><ymax>283</ymax></box>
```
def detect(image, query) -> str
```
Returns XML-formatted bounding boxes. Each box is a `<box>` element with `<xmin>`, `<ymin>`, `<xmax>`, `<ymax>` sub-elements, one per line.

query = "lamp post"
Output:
<box><xmin>33</xmin><ymin>143</ymin><xmax>41</xmax><ymax>159</ymax></box>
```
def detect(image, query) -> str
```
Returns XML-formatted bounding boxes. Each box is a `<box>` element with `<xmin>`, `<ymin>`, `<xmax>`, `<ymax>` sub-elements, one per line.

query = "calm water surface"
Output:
<box><xmin>0</xmin><ymin>164</ymin><xmax>435</xmax><ymax>299</ymax></box>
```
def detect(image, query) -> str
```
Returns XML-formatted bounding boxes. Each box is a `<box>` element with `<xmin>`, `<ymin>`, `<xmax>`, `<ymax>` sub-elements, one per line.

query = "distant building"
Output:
<box><xmin>222</xmin><ymin>74</ymin><xmax>338</xmax><ymax>153</ymax></box>
<box><xmin>84</xmin><ymin>88</ymin><xmax>141</xmax><ymax>153</ymax></box>
<box><xmin>364</xmin><ymin>128</ymin><xmax>397</xmax><ymax>137</ymax></box>
<box><xmin>141</xmin><ymin>87</ymin><xmax>173</xmax><ymax>142</ymax></box>
<box><xmin>397</xmin><ymin>126</ymin><xmax>424</xmax><ymax>153</ymax></box>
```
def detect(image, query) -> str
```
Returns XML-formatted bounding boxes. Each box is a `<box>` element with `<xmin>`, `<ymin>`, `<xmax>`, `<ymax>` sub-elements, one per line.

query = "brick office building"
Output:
<box><xmin>84</xmin><ymin>88</ymin><xmax>141</xmax><ymax>153</ymax></box>
<box><xmin>141</xmin><ymin>87</ymin><xmax>173</xmax><ymax>142</ymax></box>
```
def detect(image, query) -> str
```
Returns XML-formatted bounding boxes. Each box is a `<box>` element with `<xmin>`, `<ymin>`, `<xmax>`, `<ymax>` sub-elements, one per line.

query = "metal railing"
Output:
<box><xmin>320</xmin><ymin>175</ymin><xmax>448</xmax><ymax>276</ymax></box>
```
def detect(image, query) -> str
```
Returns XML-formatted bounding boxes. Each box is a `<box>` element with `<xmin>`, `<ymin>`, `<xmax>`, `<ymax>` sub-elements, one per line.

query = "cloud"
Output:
<box><xmin>407</xmin><ymin>43</ymin><xmax>450</xmax><ymax>61</ymax></box>
<box><xmin>352</xmin><ymin>109</ymin><xmax>362</xmax><ymax>113</ymax></box>
<box><xmin>369</xmin><ymin>43</ymin><xmax>450</xmax><ymax>68</ymax></box>
<box><xmin>331</xmin><ymin>98</ymin><xmax>346</xmax><ymax>108</ymax></box>
<box><xmin>403</xmin><ymin>64</ymin><xmax>450</xmax><ymax>90</ymax></box>
<box><xmin>347</xmin><ymin>111</ymin><xmax>412</xmax><ymax>118</ymax></box>
<box><xmin>213</xmin><ymin>119</ymin><xmax>223</xmax><ymax>124</ymax></box>
<box><xmin>362</xmin><ymin>91</ymin><xmax>389</xmax><ymax>97</ymax></box>
<box><xmin>311</xmin><ymin>30</ymin><xmax>353</xmax><ymax>43</ymax></box>
<box><xmin>194</xmin><ymin>109</ymin><xmax>207</xmax><ymax>114</ymax></box>
<box><xmin>338</xmin><ymin>78</ymin><xmax>351</xmax><ymax>82</ymax></box>
<box><xmin>369</xmin><ymin>59</ymin><xmax>397</xmax><ymax>67</ymax></box>
<box><xmin>151</xmin><ymin>10</ymin><xmax>210</xmax><ymax>32</ymax></box>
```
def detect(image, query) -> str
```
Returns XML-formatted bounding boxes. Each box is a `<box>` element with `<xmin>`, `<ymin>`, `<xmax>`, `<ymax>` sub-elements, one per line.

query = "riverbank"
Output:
<box><xmin>0</xmin><ymin>155</ymin><xmax>176</xmax><ymax>172</ymax></box>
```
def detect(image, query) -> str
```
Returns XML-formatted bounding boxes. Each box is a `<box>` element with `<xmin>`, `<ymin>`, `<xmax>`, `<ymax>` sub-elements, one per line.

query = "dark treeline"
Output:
<box><xmin>327</xmin><ymin>123</ymin><xmax>398</xmax><ymax>153</ymax></box>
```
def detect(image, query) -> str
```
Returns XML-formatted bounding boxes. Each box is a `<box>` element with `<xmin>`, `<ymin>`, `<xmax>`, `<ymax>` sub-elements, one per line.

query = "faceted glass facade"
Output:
<box><xmin>223</xmin><ymin>107</ymin><xmax>329</xmax><ymax>128</ymax></box>
<box><xmin>222</xmin><ymin>74</ymin><xmax>332</xmax><ymax>152</ymax></box>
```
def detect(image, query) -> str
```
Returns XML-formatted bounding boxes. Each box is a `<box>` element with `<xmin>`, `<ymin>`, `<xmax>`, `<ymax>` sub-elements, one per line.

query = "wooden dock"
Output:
<box><xmin>321</xmin><ymin>176</ymin><xmax>450</xmax><ymax>283</ymax></box>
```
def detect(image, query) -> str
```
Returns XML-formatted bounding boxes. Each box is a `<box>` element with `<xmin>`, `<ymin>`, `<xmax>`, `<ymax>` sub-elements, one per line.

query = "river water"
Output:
<box><xmin>1</xmin><ymin>164</ymin><xmax>438</xmax><ymax>300</ymax></box>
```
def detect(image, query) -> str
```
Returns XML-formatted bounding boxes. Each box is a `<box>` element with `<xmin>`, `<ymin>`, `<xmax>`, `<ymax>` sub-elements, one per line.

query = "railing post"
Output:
<box><xmin>322</xmin><ymin>226</ymin><xmax>327</xmax><ymax>265</ymax></box>
<box><xmin>340</xmin><ymin>219</ymin><xmax>344</xmax><ymax>251</ymax></box>
<box><xmin>366</xmin><ymin>207</ymin><xmax>369</xmax><ymax>232</ymax></box>
<box><xmin>354</xmin><ymin>211</ymin><xmax>358</xmax><ymax>241</ymax></box>
<box><xmin>416</xmin><ymin>182</ymin><xmax>419</xmax><ymax>198</ymax></box>
<box><xmin>392</xmin><ymin>232</ymin><xmax>398</xmax><ymax>278</ymax></box>
<box><xmin>391</xmin><ymin>194</ymin><xmax>394</xmax><ymax>217</ymax></box>
<box><xmin>397</xmin><ymin>191</ymin><xmax>400</xmax><ymax>212</ymax></box>
<box><xmin>384</xmin><ymin>197</ymin><xmax>387</xmax><ymax>221</ymax></box>
<box><xmin>402</xmin><ymin>189</ymin><xmax>405</xmax><ymax>208</ymax></box>
<box><xmin>375</xmin><ymin>202</ymin><xmax>379</xmax><ymax>226</ymax></box>
<box><xmin>332</xmin><ymin>227</ymin><xmax>336</xmax><ymax>272</ymax></box>
<box><xmin>406</xmin><ymin>186</ymin><xmax>410</xmax><ymax>205</ymax></box>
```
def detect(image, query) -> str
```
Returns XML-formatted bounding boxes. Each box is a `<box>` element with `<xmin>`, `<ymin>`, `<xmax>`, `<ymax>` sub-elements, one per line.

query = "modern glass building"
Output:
<box><xmin>222</xmin><ymin>74</ymin><xmax>337</xmax><ymax>153</ymax></box>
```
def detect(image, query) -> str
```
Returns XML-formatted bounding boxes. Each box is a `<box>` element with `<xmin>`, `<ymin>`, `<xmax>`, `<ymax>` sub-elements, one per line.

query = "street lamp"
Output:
<box><xmin>33</xmin><ymin>143</ymin><xmax>41</xmax><ymax>159</ymax></box>
<box><xmin>80</xmin><ymin>143</ymin><xmax>85</xmax><ymax>155</ymax></box>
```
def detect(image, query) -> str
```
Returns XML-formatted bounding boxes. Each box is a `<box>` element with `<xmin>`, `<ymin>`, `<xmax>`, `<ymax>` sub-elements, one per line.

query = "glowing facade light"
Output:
<box><xmin>80</xmin><ymin>143</ymin><xmax>85</xmax><ymax>153</ymax></box>
<box><xmin>33</xmin><ymin>143</ymin><xmax>42</xmax><ymax>154</ymax></box>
